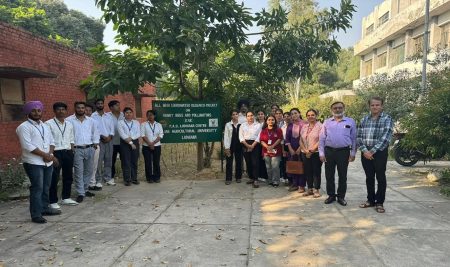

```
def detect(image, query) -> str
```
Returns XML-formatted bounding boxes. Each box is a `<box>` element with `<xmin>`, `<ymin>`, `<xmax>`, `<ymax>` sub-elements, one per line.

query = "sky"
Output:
<box><xmin>63</xmin><ymin>0</ymin><xmax>384</xmax><ymax>50</ymax></box>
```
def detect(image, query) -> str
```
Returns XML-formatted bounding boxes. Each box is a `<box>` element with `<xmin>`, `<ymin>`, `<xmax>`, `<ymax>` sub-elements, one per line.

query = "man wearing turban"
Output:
<box><xmin>16</xmin><ymin>101</ymin><xmax>62</xmax><ymax>223</ymax></box>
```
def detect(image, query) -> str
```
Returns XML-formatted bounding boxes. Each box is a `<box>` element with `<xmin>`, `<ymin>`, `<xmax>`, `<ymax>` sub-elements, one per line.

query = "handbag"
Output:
<box><xmin>286</xmin><ymin>156</ymin><xmax>304</xmax><ymax>175</ymax></box>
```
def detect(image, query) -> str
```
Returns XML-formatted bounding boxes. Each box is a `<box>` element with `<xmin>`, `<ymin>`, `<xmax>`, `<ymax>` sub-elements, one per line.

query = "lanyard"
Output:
<box><xmin>28</xmin><ymin>120</ymin><xmax>45</xmax><ymax>141</ymax></box>
<box><xmin>125</xmin><ymin>120</ymin><xmax>134</xmax><ymax>133</ymax></box>
<box><xmin>53</xmin><ymin>118</ymin><xmax>67</xmax><ymax>138</ymax></box>
<box><xmin>148</xmin><ymin>121</ymin><xmax>156</xmax><ymax>135</ymax></box>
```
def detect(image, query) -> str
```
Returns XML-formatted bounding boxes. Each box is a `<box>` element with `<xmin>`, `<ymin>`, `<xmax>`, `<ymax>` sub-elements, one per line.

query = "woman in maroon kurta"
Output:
<box><xmin>259</xmin><ymin>115</ymin><xmax>283</xmax><ymax>187</ymax></box>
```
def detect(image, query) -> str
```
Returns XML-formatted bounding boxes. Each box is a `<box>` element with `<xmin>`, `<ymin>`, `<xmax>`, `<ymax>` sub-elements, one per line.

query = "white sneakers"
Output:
<box><xmin>106</xmin><ymin>180</ymin><xmax>116</xmax><ymax>186</ymax></box>
<box><xmin>49</xmin><ymin>203</ymin><xmax>61</xmax><ymax>209</ymax></box>
<box><xmin>60</xmin><ymin>198</ymin><xmax>79</xmax><ymax>206</ymax></box>
<box><xmin>95</xmin><ymin>182</ymin><xmax>103</xmax><ymax>188</ymax></box>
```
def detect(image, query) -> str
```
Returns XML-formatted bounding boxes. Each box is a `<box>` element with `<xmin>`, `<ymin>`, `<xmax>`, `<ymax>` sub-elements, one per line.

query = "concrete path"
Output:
<box><xmin>1</xmin><ymin>159</ymin><xmax>449</xmax><ymax>267</ymax></box>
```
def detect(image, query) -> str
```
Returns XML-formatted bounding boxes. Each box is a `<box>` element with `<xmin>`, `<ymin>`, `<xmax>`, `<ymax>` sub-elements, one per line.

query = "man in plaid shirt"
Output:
<box><xmin>357</xmin><ymin>96</ymin><xmax>393</xmax><ymax>213</ymax></box>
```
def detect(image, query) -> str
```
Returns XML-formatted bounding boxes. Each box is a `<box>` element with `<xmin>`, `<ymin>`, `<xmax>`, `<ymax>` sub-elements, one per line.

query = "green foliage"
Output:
<box><xmin>0</xmin><ymin>0</ymin><xmax>105</xmax><ymax>51</ymax></box>
<box><xmin>81</xmin><ymin>45</ymin><xmax>162</xmax><ymax>99</ymax></box>
<box><xmin>350</xmin><ymin>70</ymin><xmax>422</xmax><ymax>123</ymax></box>
<box><xmin>402</xmin><ymin>68</ymin><xmax>450</xmax><ymax>158</ymax></box>
<box><xmin>0</xmin><ymin>0</ymin><xmax>51</xmax><ymax>36</ymax></box>
<box><xmin>48</xmin><ymin>33</ymin><xmax>72</xmax><ymax>46</ymax></box>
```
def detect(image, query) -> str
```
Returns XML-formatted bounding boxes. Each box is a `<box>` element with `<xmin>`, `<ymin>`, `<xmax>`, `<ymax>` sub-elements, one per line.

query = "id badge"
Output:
<box><xmin>268</xmin><ymin>140</ymin><xmax>272</xmax><ymax>145</ymax></box>
<box><xmin>43</xmin><ymin>144</ymin><xmax>49</xmax><ymax>150</ymax></box>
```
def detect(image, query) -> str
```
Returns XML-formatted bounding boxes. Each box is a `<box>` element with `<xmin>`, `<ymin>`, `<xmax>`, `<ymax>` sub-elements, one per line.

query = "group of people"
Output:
<box><xmin>16</xmin><ymin>100</ymin><xmax>164</xmax><ymax>224</ymax></box>
<box><xmin>224</xmin><ymin>97</ymin><xmax>393</xmax><ymax>213</ymax></box>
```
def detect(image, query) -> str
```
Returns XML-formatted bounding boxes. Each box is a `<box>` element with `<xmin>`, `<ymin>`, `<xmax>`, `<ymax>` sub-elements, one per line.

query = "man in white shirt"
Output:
<box><xmin>107</xmin><ymin>100</ymin><xmax>124</xmax><ymax>179</ymax></box>
<box><xmin>16</xmin><ymin>101</ymin><xmax>61</xmax><ymax>224</ymax></box>
<box><xmin>67</xmin><ymin>102</ymin><xmax>99</xmax><ymax>203</ymax></box>
<box><xmin>45</xmin><ymin>102</ymin><xmax>78</xmax><ymax>208</ymax></box>
<box><xmin>90</xmin><ymin>99</ymin><xmax>116</xmax><ymax>189</ymax></box>
<box><xmin>223</xmin><ymin>109</ymin><xmax>242</xmax><ymax>185</ymax></box>
<box><xmin>141</xmin><ymin>110</ymin><xmax>164</xmax><ymax>183</ymax></box>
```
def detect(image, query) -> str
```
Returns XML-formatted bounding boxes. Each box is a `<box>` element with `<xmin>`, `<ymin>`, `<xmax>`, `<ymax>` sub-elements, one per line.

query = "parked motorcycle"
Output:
<box><xmin>392</xmin><ymin>133</ymin><xmax>425</xmax><ymax>166</ymax></box>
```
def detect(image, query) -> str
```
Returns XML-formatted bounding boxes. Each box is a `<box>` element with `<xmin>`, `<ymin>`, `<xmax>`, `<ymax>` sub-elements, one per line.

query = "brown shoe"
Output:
<box><xmin>302</xmin><ymin>189</ymin><xmax>313</xmax><ymax>196</ymax></box>
<box><xmin>298</xmin><ymin>187</ymin><xmax>305</xmax><ymax>193</ymax></box>
<box><xmin>313</xmin><ymin>189</ymin><xmax>321</xmax><ymax>198</ymax></box>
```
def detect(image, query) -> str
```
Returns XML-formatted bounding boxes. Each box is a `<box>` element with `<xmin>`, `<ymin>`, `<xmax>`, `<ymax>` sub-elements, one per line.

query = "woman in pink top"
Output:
<box><xmin>300</xmin><ymin>109</ymin><xmax>323</xmax><ymax>198</ymax></box>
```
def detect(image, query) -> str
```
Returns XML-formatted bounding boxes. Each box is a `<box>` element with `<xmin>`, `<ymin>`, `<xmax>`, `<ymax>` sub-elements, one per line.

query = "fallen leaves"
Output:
<box><xmin>258</xmin><ymin>239</ymin><xmax>268</xmax><ymax>245</ymax></box>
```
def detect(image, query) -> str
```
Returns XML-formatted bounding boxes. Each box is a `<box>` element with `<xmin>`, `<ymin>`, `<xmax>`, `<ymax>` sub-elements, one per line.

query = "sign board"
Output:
<box><xmin>153</xmin><ymin>101</ymin><xmax>222</xmax><ymax>143</ymax></box>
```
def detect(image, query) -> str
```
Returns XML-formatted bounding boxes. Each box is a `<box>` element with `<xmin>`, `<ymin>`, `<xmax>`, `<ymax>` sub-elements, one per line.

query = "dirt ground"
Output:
<box><xmin>133</xmin><ymin>143</ymin><xmax>224</xmax><ymax>181</ymax></box>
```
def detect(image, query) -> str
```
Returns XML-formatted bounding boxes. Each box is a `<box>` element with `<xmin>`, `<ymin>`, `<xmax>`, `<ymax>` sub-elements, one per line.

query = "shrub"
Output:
<box><xmin>0</xmin><ymin>158</ymin><xmax>27</xmax><ymax>199</ymax></box>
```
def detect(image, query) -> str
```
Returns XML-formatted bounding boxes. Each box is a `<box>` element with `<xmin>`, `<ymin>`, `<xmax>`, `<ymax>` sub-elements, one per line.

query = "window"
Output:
<box><xmin>412</xmin><ymin>35</ymin><xmax>424</xmax><ymax>56</ymax></box>
<box><xmin>378</xmin><ymin>12</ymin><xmax>389</xmax><ymax>26</ymax></box>
<box><xmin>376</xmin><ymin>52</ymin><xmax>387</xmax><ymax>69</ymax></box>
<box><xmin>362</xmin><ymin>59</ymin><xmax>373</xmax><ymax>77</ymax></box>
<box><xmin>0</xmin><ymin>78</ymin><xmax>25</xmax><ymax>121</ymax></box>
<box><xmin>390</xmin><ymin>43</ymin><xmax>405</xmax><ymax>67</ymax></box>
<box><xmin>439</xmin><ymin>23</ymin><xmax>450</xmax><ymax>50</ymax></box>
<box><xmin>366</xmin><ymin>24</ymin><xmax>374</xmax><ymax>36</ymax></box>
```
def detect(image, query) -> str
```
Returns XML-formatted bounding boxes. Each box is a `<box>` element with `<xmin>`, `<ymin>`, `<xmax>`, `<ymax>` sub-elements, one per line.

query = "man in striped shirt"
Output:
<box><xmin>357</xmin><ymin>96</ymin><xmax>393</xmax><ymax>213</ymax></box>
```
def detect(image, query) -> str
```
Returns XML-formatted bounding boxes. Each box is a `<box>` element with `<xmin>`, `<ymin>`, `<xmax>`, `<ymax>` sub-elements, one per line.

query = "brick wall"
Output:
<box><xmin>0</xmin><ymin>22</ymin><xmax>156</xmax><ymax>161</ymax></box>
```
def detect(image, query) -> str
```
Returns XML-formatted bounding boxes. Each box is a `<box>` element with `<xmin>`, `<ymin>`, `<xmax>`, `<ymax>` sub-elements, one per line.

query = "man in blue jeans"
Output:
<box><xmin>16</xmin><ymin>101</ymin><xmax>62</xmax><ymax>223</ymax></box>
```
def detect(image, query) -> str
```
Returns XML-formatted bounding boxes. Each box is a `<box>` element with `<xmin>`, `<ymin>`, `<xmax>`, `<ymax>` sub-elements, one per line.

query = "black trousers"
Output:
<box><xmin>301</xmin><ymin>152</ymin><xmax>322</xmax><ymax>190</ymax></box>
<box><xmin>361</xmin><ymin>148</ymin><xmax>388</xmax><ymax>205</ymax></box>
<box><xmin>243</xmin><ymin>140</ymin><xmax>260</xmax><ymax>180</ymax></box>
<box><xmin>324</xmin><ymin>147</ymin><xmax>350</xmax><ymax>198</ymax></box>
<box><xmin>120</xmin><ymin>139</ymin><xmax>139</xmax><ymax>182</ymax></box>
<box><xmin>50</xmin><ymin>149</ymin><xmax>74</xmax><ymax>203</ymax></box>
<box><xmin>225</xmin><ymin>147</ymin><xmax>243</xmax><ymax>181</ymax></box>
<box><xmin>142</xmin><ymin>145</ymin><xmax>161</xmax><ymax>182</ymax></box>
<box><xmin>111</xmin><ymin>144</ymin><xmax>121</xmax><ymax>178</ymax></box>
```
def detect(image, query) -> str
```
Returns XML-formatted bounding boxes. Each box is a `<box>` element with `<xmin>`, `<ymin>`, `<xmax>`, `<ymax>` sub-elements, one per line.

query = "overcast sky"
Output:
<box><xmin>63</xmin><ymin>0</ymin><xmax>384</xmax><ymax>50</ymax></box>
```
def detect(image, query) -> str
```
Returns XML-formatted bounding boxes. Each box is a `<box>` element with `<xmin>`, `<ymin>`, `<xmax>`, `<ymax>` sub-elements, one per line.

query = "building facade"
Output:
<box><xmin>0</xmin><ymin>22</ymin><xmax>156</xmax><ymax>161</ymax></box>
<box><xmin>354</xmin><ymin>0</ymin><xmax>450</xmax><ymax>86</ymax></box>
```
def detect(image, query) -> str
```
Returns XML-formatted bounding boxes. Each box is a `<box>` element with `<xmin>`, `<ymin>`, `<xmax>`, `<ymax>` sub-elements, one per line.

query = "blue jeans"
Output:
<box><xmin>23</xmin><ymin>163</ymin><xmax>53</xmax><ymax>219</ymax></box>
<box><xmin>264</xmin><ymin>156</ymin><xmax>281</xmax><ymax>184</ymax></box>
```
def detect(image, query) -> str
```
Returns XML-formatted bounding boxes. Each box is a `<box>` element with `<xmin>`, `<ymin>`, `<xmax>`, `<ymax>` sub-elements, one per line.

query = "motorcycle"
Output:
<box><xmin>392</xmin><ymin>133</ymin><xmax>426</xmax><ymax>166</ymax></box>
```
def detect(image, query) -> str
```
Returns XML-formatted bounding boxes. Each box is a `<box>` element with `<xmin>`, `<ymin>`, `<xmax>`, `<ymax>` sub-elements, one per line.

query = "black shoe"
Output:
<box><xmin>236</xmin><ymin>179</ymin><xmax>242</xmax><ymax>183</ymax></box>
<box><xmin>32</xmin><ymin>216</ymin><xmax>47</xmax><ymax>224</ymax></box>
<box><xmin>268</xmin><ymin>182</ymin><xmax>274</xmax><ymax>186</ymax></box>
<box><xmin>42</xmin><ymin>209</ymin><xmax>62</xmax><ymax>216</ymax></box>
<box><xmin>76</xmin><ymin>195</ymin><xmax>84</xmax><ymax>203</ymax></box>
<box><xmin>85</xmin><ymin>191</ymin><xmax>95</xmax><ymax>197</ymax></box>
<box><xmin>246</xmin><ymin>180</ymin><xmax>254</xmax><ymax>184</ymax></box>
<box><xmin>324</xmin><ymin>196</ymin><xmax>336</xmax><ymax>204</ymax></box>
<box><xmin>154</xmin><ymin>179</ymin><xmax>161</xmax><ymax>183</ymax></box>
<box><xmin>132</xmin><ymin>180</ymin><xmax>140</xmax><ymax>185</ymax></box>
<box><xmin>88</xmin><ymin>186</ymin><xmax>97</xmax><ymax>191</ymax></box>
<box><xmin>225</xmin><ymin>180</ymin><xmax>231</xmax><ymax>185</ymax></box>
<box><xmin>337</xmin><ymin>197</ymin><xmax>347</xmax><ymax>206</ymax></box>
<box><xmin>125</xmin><ymin>181</ymin><xmax>131</xmax><ymax>186</ymax></box>
<box><xmin>272</xmin><ymin>183</ymin><xmax>279</xmax><ymax>188</ymax></box>
<box><xmin>147</xmin><ymin>179</ymin><xmax>154</xmax><ymax>183</ymax></box>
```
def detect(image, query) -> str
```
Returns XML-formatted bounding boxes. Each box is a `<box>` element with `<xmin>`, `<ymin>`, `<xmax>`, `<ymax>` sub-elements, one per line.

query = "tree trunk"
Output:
<box><xmin>203</xmin><ymin>142</ymin><xmax>215</xmax><ymax>168</ymax></box>
<box><xmin>197</xmin><ymin>143</ymin><xmax>203</xmax><ymax>171</ymax></box>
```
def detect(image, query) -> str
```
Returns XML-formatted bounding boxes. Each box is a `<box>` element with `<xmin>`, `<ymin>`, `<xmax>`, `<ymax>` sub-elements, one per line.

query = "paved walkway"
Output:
<box><xmin>1</xmin><ymin>159</ymin><xmax>449</xmax><ymax>267</ymax></box>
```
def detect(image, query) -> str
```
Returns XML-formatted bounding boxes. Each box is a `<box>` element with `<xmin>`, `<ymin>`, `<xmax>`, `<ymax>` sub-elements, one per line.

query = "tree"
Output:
<box><xmin>0</xmin><ymin>0</ymin><xmax>105</xmax><ymax>51</ymax></box>
<box><xmin>0</xmin><ymin>0</ymin><xmax>52</xmax><ymax>36</ymax></box>
<box><xmin>91</xmin><ymin>0</ymin><xmax>355</xmax><ymax>170</ymax></box>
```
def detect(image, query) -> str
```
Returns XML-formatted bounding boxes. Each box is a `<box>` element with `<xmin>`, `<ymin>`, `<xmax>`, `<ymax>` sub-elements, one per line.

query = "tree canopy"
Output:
<box><xmin>0</xmin><ymin>0</ymin><xmax>105</xmax><ymax>51</ymax></box>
